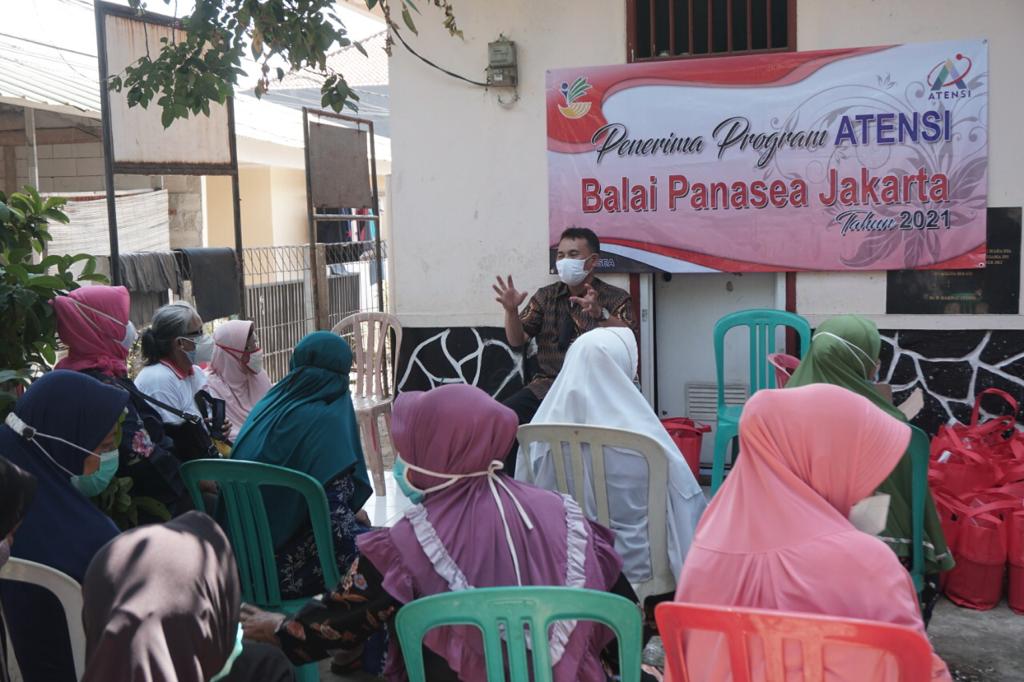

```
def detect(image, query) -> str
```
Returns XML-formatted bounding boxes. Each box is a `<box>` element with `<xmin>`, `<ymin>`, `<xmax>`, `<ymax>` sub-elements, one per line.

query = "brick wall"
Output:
<box><xmin>0</xmin><ymin>140</ymin><xmax>202</xmax><ymax>249</ymax></box>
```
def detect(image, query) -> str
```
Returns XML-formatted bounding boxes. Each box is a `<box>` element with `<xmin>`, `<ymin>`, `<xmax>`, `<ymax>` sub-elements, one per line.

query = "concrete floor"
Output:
<box><xmin>930</xmin><ymin>599</ymin><xmax>1024</xmax><ymax>681</ymax></box>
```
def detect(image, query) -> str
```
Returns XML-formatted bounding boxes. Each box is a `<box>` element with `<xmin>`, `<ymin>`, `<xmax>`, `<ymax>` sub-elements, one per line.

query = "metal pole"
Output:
<box><xmin>366</xmin><ymin>121</ymin><xmax>384</xmax><ymax>314</ymax></box>
<box><xmin>301</xmin><ymin>108</ymin><xmax>323</xmax><ymax>329</ymax></box>
<box><xmin>94</xmin><ymin>3</ymin><xmax>121</xmax><ymax>285</ymax></box>
<box><xmin>226</xmin><ymin>97</ymin><xmax>245</xmax><ymax>317</ymax></box>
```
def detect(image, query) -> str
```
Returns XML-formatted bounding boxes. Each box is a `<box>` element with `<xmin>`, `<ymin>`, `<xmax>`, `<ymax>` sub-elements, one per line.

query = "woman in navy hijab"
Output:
<box><xmin>0</xmin><ymin>370</ymin><xmax>128</xmax><ymax>682</ymax></box>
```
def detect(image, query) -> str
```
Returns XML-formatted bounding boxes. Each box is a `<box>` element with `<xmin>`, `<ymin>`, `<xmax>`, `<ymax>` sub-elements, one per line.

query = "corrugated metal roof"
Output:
<box><xmin>278</xmin><ymin>30</ymin><xmax>388</xmax><ymax>89</ymax></box>
<box><xmin>0</xmin><ymin>34</ymin><xmax>101</xmax><ymax>116</ymax></box>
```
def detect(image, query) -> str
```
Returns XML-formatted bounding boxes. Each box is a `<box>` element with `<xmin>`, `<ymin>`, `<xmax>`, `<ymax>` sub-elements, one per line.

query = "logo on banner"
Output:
<box><xmin>928</xmin><ymin>54</ymin><xmax>973</xmax><ymax>99</ymax></box>
<box><xmin>558</xmin><ymin>77</ymin><xmax>593</xmax><ymax>119</ymax></box>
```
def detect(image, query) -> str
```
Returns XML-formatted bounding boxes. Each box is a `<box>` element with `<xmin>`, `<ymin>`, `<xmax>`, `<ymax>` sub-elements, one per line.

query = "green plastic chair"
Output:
<box><xmin>181</xmin><ymin>459</ymin><xmax>341</xmax><ymax>682</ymax></box>
<box><xmin>710</xmin><ymin>309</ymin><xmax>811</xmax><ymax>496</ymax></box>
<box><xmin>908</xmin><ymin>425</ymin><xmax>929</xmax><ymax>594</ymax></box>
<box><xmin>394</xmin><ymin>587</ymin><xmax>643</xmax><ymax>682</ymax></box>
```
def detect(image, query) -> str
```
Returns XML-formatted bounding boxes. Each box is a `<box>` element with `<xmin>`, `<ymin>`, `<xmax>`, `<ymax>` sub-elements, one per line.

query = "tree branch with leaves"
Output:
<box><xmin>109</xmin><ymin>0</ymin><xmax>462</xmax><ymax>128</ymax></box>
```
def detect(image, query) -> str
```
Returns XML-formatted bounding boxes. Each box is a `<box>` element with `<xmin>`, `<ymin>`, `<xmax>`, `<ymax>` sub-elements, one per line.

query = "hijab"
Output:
<box><xmin>82</xmin><ymin>512</ymin><xmax>241</xmax><ymax>682</ymax></box>
<box><xmin>230</xmin><ymin>331</ymin><xmax>371</xmax><ymax>547</ymax></box>
<box><xmin>0</xmin><ymin>457</ymin><xmax>36</xmax><ymax>540</ymax></box>
<box><xmin>520</xmin><ymin>327</ymin><xmax>706</xmax><ymax>582</ymax></box>
<box><xmin>53</xmin><ymin>285</ymin><xmax>132</xmax><ymax>377</ymax></box>
<box><xmin>205</xmin><ymin>320</ymin><xmax>271</xmax><ymax>440</ymax></box>
<box><xmin>0</xmin><ymin>370</ymin><xmax>125</xmax><ymax>579</ymax></box>
<box><xmin>0</xmin><ymin>371</ymin><xmax>126</xmax><ymax>682</ymax></box>
<box><xmin>672</xmin><ymin>385</ymin><xmax>949</xmax><ymax>681</ymax></box>
<box><xmin>787</xmin><ymin>314</ymin><xmax>954</xmax><ymax>573</ymax></box>
<box><xmin>358</xmin><ymin>384</ymin><xmax>623</xmax><ymax>682</ymax></box>
<box><xmin>787</xmin><ymin>315</ymin><xmax>899</xmax><ymax>418</ymax></box>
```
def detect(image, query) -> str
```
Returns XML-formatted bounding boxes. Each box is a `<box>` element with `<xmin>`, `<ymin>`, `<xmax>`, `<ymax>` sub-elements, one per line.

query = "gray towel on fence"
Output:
<box><xmin>118</xmin><ymin>252</ymin><xmax>182</xmax><ymax>294</ymax></box>
<box><xmin>175</xmin><ymin>247</ymin><xmax>240</xmax><ymax>320</ymax></box>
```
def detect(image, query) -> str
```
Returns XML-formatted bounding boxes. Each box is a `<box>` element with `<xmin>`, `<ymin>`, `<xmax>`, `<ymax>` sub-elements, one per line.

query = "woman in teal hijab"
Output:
<box><xmin>230</xmin><ymin>331</ymin><xmax>372</xmax><ymax>598</ymax></box>
<box><xmin>787</xmin><ymin>316</ymin><xmax>953</xmax><ymax>619</ymax></box>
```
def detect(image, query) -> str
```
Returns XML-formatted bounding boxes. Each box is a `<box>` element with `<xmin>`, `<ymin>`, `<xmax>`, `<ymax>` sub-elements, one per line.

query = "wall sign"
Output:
<box><xmin>547</xmin><ymin>39</ymin><xmax>988</xmax><ymax>273</ymax></box>
<box><xmin>887</xmin><ymin>207</ymin><xmax>1020</xmax><ymax>314</ymax></box>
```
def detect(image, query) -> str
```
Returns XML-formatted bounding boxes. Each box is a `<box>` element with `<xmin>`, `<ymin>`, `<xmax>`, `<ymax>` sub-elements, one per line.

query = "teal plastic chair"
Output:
<box><xmin>181</xmin><ymin>459</ymin><xmax>341</xmax><ymax>682</ymax></box>
<box><xmin>710</xmin><ymin>309</ymin><xmax>811</xmax><ymax>495</ymax></box>
<box><xmin>908</xmin><ymin>425</ymin><xmax>929</xmax><ymax>594</ymax></box>
<box><xmin>394</xmin><ymin>587</ymin><xmax>643</xmax><ymax>682</ymax></box>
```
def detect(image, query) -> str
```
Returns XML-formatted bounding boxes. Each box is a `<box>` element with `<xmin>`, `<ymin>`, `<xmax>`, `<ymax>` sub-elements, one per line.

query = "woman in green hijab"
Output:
<box><xmin>787</xmin><ymin>315</ymin><xmax>953</xmax><ymax>617</ymax></box>
<box><xmin>230</xmin><ymin>331</ymin><xmax>373</xmax><ymax>599</ymax></box>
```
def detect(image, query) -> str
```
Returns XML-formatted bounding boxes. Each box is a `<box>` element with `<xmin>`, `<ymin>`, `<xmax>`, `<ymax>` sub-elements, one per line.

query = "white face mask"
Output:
<box><xmin>556</xmin><ymin>258</ymin><xmax>589</xmax><ymax>287</ymax></box>
<box><xmin>182</xmin><ymin>334</ymin><xmax>215</xmax><ymax>365</ymax></box>
<box><xmin>67</xmin><ymin>297</ymin><xmax>136</xmax><ymax>350</ymax></box>
<box><xmin>848</xmin><ymin>493</ymin><xmax>891</xmax><ymax>535</ymax></box>
<box><xmin>245</xmin><ymin>349</ymin><xmax>264</xmax><ymax>374</ymax></box>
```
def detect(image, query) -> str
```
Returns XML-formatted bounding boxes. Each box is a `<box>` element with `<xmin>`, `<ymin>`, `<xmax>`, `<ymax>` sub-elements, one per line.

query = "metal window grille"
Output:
<box><xmin>627</xmin><ymin>0</ymin><xmax>795</xmax><ymax>61</ymax></box>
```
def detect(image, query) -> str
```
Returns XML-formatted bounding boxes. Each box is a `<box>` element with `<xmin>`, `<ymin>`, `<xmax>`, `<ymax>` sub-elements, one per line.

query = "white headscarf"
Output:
<box><xmin>516</xmin><ymin>327</ymin><xmax>707</xmax><ymax>583</ymax></box>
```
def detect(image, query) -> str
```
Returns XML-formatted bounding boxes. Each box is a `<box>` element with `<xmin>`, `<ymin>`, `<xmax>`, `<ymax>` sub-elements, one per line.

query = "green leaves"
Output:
<box><xmin>109</xmin><ymin>0</ymin><xmax>462</xmax><ymax>125</ymax></box>
<box><xmin>0</xmin><ymin>186</ymin><xmax>106</xmax><ymax>416</ymax></box>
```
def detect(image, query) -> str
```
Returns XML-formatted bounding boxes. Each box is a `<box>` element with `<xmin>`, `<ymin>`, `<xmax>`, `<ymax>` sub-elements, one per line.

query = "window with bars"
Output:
<box><xmin>628</xmin><ymin>0</ymin><xmax>795</xmax><ymax>61</ymax></box>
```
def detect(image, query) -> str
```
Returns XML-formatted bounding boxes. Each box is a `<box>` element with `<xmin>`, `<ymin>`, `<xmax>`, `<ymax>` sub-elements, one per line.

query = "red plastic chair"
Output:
<box><xmin>767</xmin><ymin>353</ymin><xmax>801</xmax><ymax>389</ymax></box>
<box><xmin>655</xmin><ymin>602</ymin><xmax>934</xmax><ymax>682</ymax></box>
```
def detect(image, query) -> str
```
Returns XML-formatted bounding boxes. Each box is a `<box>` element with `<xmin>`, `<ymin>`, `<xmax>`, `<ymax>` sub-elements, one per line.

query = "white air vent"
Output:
<box><xmin>685</xmin><ymin>382</ymin><xmax>748</xmax><ymax>423</ymax></box>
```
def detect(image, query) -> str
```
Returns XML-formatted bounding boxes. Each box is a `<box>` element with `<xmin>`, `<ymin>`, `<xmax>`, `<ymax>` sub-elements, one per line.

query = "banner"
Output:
<box><xmin>547</xmin><ymin>40</ymin><xmax>988</xmax><ymax>273</ymax></box>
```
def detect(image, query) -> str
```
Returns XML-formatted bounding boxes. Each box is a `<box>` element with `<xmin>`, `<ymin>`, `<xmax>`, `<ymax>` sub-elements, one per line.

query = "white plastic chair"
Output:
<box><xmin>332</xmin><ymin>312</ymin><xmax>403</xmax><ymax>496</ymax></box>
<box><xmin>0</xmin><ymin>558</ymin><xmax>86</xmax><ymax>680</ymax></box>
<box><xmin>516</xmin><ymin>423</ymin><xmax>674</xmax><ymax>606</ymax></box>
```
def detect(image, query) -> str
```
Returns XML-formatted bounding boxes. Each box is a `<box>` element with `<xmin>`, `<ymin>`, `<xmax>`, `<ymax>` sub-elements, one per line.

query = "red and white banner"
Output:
<box><xmin>547</xmin><ymin>40</ymin><xmax>988</xmax><ymax>273</ymax></box>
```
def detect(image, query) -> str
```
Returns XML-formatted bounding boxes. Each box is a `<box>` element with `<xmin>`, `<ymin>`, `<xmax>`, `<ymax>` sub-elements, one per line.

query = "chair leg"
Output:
<box><xmin>368</xmin><ymin>414</ymin><xmax>387</xmax><ymax>497</ymax></box>
<box><xmin>710</xmin><ymin>426</ymin><xmax>733</xmax><ymax>497</ymax></box>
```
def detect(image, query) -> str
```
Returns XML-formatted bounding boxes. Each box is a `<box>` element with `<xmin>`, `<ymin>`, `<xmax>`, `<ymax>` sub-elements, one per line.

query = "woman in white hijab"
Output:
<box><xmin>516</xmin><ymin>327</ymin><xmax>707</xmax><ymax>586</ymax></box>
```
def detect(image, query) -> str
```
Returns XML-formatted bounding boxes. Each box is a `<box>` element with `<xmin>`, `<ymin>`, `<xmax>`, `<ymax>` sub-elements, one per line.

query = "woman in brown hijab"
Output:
<box><xmin>81</xmin><ymin>511</ymin><xmax>295</xmax><ymax>682</ymax></box>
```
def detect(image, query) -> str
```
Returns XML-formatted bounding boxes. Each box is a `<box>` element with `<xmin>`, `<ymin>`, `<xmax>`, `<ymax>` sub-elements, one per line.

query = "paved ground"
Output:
<box><xmin>930</xmin><ymin>599</ymin><xmax>1023</xmax><ymax>681</ymax></box>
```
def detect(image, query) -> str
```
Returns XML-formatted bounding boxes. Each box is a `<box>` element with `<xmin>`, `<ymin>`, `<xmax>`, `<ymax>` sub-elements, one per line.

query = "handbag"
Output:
<box><xmin>929</xmin><ymin>388</ymin><xmax>1024</xmax><ymax>611</ymax></box>
<box><xmin>123</xmin><ymin>383</ymin><xmax>224</xmax><ymax>461</ymax></box>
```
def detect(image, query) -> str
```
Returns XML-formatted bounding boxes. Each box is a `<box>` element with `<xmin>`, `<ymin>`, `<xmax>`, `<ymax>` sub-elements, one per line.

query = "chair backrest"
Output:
<box><xmin>714</xmin><ymin>309</ymin><xmax>811</xmax><ymax>410</ymax></box>
<box><xmin>908</xmin><ymin>425</ymin><xmax>930</xmax><ymax>594</ymax></box>
<box><xmin>0</xmin><ymin>558</ymin><xmax>86</xmax><ymax>680</ymax></box>
<box><xmin>656</xmin><ymin>602</ymin><xmax>933</xmax><ymax>682</ymax></box>
<box><xmin>180</xmin><ymin>459</ymin><xmax>341</xmax><ymax>609</ymax></box>
<box><xmin>766</xmin><ymin>352</ymin><xmax>801</xmax><ymax>388</ymax></box>
<box><xmin>395</xmin><ymin>586</ymin><xmax>643</xmax><ymax>682</ymax></box>
<box><xmin>516</xmin><ymin>423</ymin><xmax>674</xmax><ymax>604</ymax></box>
<box><xmin>331</xmin><ymin>312</ymin><xmax>403</xmax><ymax>400</ymax></box>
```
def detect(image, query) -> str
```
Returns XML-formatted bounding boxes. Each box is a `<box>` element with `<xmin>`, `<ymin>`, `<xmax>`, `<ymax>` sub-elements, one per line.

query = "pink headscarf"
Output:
<box><xmin>672</xmin><ymin>384</ymin><xmax>950</xmax><ymax>681</ymax></box>
<box><xmin>358</xmin><ymin>384</ymin><xmax>623</xmax><ymax>682</ymax></box>
<box><xmin>53</xmin><ymin>285</ymin><xmax>131</xmax><ymax>377</ymax></box>
<box><xmin>204</xmin><ymin>320</ymin><xmax>271</xmax><ymax>440</ymax></box>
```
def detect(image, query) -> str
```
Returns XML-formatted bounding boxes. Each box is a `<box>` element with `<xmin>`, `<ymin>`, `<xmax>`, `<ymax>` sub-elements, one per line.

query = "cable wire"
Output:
<box><xmin>391</xmin><ymin>27</ymin><xmax>489</xmax><ymax>88</ymax></box>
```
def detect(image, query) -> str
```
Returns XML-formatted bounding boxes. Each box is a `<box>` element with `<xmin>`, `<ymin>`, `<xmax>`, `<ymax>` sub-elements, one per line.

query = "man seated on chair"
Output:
<box><xmin>493</xmin><ymin>227</ymin><xmax>634</xmax><ymax>467</ymax></box>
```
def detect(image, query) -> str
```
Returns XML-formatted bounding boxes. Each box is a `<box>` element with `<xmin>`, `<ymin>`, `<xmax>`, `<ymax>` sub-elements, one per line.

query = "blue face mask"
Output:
<box><xmin>393</xmin><ymin>457</ymin><xmax>424</xmax><ymax>504</ymax></box>
<box><xmin>209</xmin><ymin>624</ymin><xmax>244</xmax><ymax>682</ymax></box>
<box><xmin>71</xmin><ymin>450</ymin><xmax>119</xmax><ymax>498</ymax></box>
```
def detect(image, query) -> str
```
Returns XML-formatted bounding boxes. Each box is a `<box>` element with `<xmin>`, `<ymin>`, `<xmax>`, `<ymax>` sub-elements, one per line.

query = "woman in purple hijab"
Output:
<box><xmin>242</xmin><ymin>384</ymin><xmax>632</xmax><ymax>681</ymax></box>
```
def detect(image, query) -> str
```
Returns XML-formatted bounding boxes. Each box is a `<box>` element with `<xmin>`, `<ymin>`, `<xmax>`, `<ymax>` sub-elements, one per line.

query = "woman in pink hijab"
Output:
<box><xmin>242</xmin><ymin>384</ymin><xmax>631</xmax><ymax>681</ymax></box>
<box><xmin>672</xmin><ymin>384</ymin><xmax>950</xmax><ymax>681</ymax></box>
<box><xmin>52</xmin><ymin>285</ymin><xmax>184</xmax><ymax>515</ymax></box>
<box><xmin>204</xmin><ymin>320</ymin><xmax>271</xmax><ymax>440</ymax></box>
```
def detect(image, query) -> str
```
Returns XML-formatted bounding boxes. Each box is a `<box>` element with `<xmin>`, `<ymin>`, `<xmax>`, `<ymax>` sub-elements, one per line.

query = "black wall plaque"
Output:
<box><xmin>887</xmin><ymin>207</ymin><xmax>1021</xmax><ymax>314</ymax></box>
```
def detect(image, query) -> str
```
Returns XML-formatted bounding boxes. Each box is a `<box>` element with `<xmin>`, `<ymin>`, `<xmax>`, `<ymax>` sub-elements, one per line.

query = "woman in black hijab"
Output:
<box><xmin>81</xmin><ymin>511</ymin><xmax>295</xmax><ymax>682</ymax></box>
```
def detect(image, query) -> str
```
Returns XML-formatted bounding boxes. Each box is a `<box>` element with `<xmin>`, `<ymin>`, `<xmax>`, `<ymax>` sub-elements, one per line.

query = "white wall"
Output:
<box><xmin>389</xmin><ymin>0</ymin><xmax>625</xmax><ymax>327</ymax></box>
<box><xmin>795</xmin><ymin>0</ymin><xmax>1024</xmax><ymax>329</ymax></box>
<box><xmin>390</xmin><ymin>0</ymin><xmax>1023</xmax><ymax>332</ymax></box>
